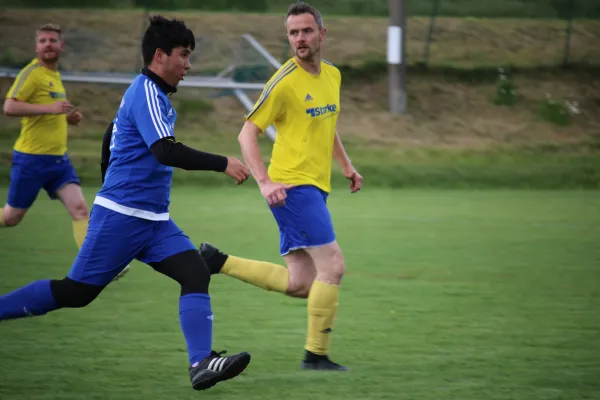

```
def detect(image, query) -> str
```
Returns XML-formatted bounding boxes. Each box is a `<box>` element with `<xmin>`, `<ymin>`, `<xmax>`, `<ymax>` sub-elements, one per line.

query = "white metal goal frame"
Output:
<box><xmin>0</xmin><ymin>34</ymin><xmax>282</xmax><ymax>141</ymax></box>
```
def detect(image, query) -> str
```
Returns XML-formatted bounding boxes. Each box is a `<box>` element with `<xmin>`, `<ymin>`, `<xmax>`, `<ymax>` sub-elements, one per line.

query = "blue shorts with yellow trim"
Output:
<box><xmin>269</xmin><ymin>185</ymin><xmax>336</xmax><ymax>256</ymax></box>
<box><xmin>7</xmin><ymin>150</ymin><xmax>80</xmax><ymax>209</ymax></box>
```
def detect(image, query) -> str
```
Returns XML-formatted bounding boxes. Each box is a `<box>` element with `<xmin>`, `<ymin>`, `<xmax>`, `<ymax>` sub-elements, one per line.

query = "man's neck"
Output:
<box><xmin>38</xmin><ymin>59</ymin><xmax>58</xmax><ymax>71</ymax></box>
<box><xmin>144</xmin><ymin>66</ymin><xmax>177</xmax><ymax>94</ymax></box>
<box><xmin>147</xmin><ymin>66</ymin><xmax>174</xmax><ymax>86</ymax></box>
<box><xmin>295</xmin><ymin>56</ymin><xmax>321</xmax><ymax>76</ymax></box>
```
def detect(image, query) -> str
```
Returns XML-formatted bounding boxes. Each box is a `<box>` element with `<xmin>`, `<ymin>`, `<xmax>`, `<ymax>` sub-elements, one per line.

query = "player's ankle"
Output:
<box><xmin>304</xmin><ymin>350</ymin><xmax>328</xmax><ymax>362</ymax></box>
<box><xmin>210</xmin><ymin>252</ymin><xmax>228</xmax><ymax>274</ymax></box>
<box><xmin>199</xmin><ymin>243</ymin><xmax>228</xmax><ymax>274</ymax></box>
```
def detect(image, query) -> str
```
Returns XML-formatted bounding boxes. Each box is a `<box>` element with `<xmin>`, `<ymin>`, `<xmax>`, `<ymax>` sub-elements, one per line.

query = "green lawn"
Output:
<box><xmin>1</xmin><ymin>187</ymin><xmax>599</xmax><ymax>400</ymax></box>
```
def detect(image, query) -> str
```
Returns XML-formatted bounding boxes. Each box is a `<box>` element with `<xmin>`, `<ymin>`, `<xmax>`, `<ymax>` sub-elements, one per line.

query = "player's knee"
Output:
<box><xmin>3</xmin><ymin>213</ymin><xmax>23</xmax><ymax>227</ymax></box>
<box><xmin>3</xmin><ymin>206</ymin><xmax>26</xmax><ymax>227</ymax></box>
<box><xmin>324</xmin><ymin>249</ymin><xmax>345</xmax><ymax>283</ymax></box>
<box><xmin>180</xmin><ymin>264</ymin><xmax>211</xmax><ymax>296</ymax></box>
<box><xmin>50</xmin><ymin>277</ymin><xmax>104</xmax><ymax>308</ymax></box>
<box><xmin>152</xmin><ymin>250</ymin><xmax>211</xmax><ymax>296</ymax></box>
<box><xmin>286</xmin><ymin>279</ymin><xmax>312</xmax><ymax>298</ymax></box>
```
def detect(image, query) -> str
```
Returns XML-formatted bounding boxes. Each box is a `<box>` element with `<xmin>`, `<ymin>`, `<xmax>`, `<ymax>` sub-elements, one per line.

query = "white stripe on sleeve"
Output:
<box><xmin>143</xmin><ymin>80</ymin><xmax>171</xmax><ymax>138</ymax></box>
<box><xmin>149</xmin><ymin>81</ymin><xmax>173</xmax><ymax>138</ymax></box>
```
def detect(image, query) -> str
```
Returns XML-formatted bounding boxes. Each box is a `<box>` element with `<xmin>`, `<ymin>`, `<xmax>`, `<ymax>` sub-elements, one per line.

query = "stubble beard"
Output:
<box><xmin>40</xmin><ymin>53</ymin><xmax>60</xmax><ymax>65</ymax></box>
<box><xmin>297</xmin><ymin>45</ymin><xmax>320</xmax><ymax>62</ymax></box>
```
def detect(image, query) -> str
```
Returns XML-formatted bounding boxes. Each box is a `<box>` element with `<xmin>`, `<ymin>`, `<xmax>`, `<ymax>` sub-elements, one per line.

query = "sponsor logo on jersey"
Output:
<box><xmin>306</xmin><ymin>104</ymin><xmax>337</xmax><ymax>117</ymax></box>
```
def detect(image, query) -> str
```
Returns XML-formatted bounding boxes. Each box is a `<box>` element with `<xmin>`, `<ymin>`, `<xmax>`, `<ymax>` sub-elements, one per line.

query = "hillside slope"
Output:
<box><xmin>1</xmin><ymin>10</ymin><xmax>599</xmax><ymax>71</ymax></box>
<box><xmin>0</xmin><ymin>10</ymin><xmax>598</xmax><ymax>187</ymax></box>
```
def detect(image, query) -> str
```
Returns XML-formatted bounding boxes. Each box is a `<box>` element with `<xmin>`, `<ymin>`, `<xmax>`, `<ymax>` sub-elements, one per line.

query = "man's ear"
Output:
<box><xmin>154</xmin><ymin>48</ymin><xmax>165</xmax><ymax>64</ymax></box>
<box><xmin>320</xmin><ymin>27</ymin><xmax>327</xmax><ymax>41</ymax></box>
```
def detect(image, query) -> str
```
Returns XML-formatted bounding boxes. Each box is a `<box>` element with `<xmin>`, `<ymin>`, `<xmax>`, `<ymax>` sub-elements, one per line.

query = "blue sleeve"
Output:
<box><xmin>132</xmin><ymin>81</ymin><xmax>174</xmax><ymax>148</ymax></box>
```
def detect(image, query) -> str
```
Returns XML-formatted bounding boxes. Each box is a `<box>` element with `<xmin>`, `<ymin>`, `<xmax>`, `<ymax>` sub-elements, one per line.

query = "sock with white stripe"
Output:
<box><xmin>179</xmin><ymin>293</ymin><xmax>213</xmax><ymax>365</ymax></box>
<box><xmin>0</xmin><ymin>280</ymin><xmax>58</xmax><ymax>320</ymax></box>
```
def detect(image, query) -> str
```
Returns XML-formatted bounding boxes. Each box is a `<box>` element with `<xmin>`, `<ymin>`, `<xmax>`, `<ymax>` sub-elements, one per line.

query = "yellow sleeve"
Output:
<box><xmin>332</xmin><ymin>65</ymin><xmax>342</xmax><ymax>92</ymax></box>
<box><xmin>6</xmin><ymin>64</ymin><xmax>39</xmax><ymax>102</ymax></box>
<box><xmin>244</xmin><ymin>69</ymin><xmax>290</xmax><ymax>132</ymax></box>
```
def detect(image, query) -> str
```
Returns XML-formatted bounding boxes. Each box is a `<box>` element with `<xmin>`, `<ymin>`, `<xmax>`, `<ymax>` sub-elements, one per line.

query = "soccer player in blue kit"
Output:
<box><xmin>0</xmin><ymin>16</ymin><xmax>252</xmax><ymax>391</ymax></box>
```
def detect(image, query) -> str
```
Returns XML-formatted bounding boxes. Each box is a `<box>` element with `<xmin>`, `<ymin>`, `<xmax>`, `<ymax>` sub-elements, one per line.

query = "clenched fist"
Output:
<box><xmin>225</xmin><ymin>157</ymin><xmax>250</xmax><ymax>185</ymax></box>
<box><xmin>67</xmin><ymin>110</ymin><xmax>82</xmax><ymax>126</ymax></box>
<box><xmin>259</xmin><ymin>180</ymin><xmax>294</xmax><ymax>207</ymax></box>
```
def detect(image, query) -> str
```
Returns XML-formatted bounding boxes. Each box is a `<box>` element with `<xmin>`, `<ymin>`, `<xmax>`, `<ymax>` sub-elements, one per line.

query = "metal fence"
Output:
<box><xmin>1</xmin><ymin>1</ymin><xmax>599</xmax><ymax>73</ymax></box>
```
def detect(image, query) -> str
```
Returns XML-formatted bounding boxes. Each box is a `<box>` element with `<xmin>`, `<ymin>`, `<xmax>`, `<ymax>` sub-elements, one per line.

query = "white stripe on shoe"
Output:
<box><xmin>207</xmin><ymin>357</ymin><xmax>228</xmax><ymax>372</ymax></box>
<box><xmin>215</xmin><ymin>357</ymin><xmax>227</xmax><ymax>372</ymax></box>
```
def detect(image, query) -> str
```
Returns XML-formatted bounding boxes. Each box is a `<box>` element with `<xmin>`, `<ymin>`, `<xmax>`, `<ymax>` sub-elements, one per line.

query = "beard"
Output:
<box><xmin>40</xmin><ymin>51</ymin><xmax>60</xmax><ymax>64</ymax></box>
<box><xmin>296</xmin><ymin>45</ymin><xmax>320</xmax><ymax>61</ymax></box>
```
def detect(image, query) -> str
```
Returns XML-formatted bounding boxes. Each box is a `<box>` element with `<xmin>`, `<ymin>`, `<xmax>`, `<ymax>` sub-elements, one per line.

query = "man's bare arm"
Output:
<box><xmin>332</xmin><ymin>128</ymin><xmax>363</xmax><ymax>193</ymax></box>
<box><xmin>333</xmin><ymin>130</ymin><xmax>353</xmax><ymax>170</ymax></box>
<box><xmin>237</xmin><ymin>120</ymin><xmax>270</xmax><ymax>184</ymax></box>
<box><xmin>238</xmin><ymin>120</ymin><xmax>291</xmax><ymax>205</ymax></box>
<box><xmin>3</xmin><ymin>98</ymin><xmax>72</xmax><ymax>117</ymax></box>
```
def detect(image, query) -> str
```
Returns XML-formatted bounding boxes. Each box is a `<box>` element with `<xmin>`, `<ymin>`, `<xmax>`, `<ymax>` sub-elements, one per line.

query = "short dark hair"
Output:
<box><xmin>285</xmin><ymin>2</ymin><xmax>323</xmax><ymax>29</ymax></box>
<box><xmin>37</xmin><ymin>23</ymin><xmax>62</xmax><ymax>39</ymax></box>
<box><xmin>141</xmin><ymin>16</ymin><xmax>195</xmax><ymax>67</ymax></box>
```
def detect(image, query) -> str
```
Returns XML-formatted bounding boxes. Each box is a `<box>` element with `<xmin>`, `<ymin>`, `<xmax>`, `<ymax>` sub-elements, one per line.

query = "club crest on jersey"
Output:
<box><xmin>306</xmin><ymin>103</ymin><xmax>337</xmax><ymax>118</ymax></box>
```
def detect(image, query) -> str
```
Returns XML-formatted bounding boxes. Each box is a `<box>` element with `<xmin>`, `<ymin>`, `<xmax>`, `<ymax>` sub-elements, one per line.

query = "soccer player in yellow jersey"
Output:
<box><xmin>199</xmin><ymin>2</ymin><xmax>363</xmax><ymax>371</ymax></box>
<box><xmin>2</xmin><ymin>24</ymin><xmax>89</xmax><ymax>250</ymax></box>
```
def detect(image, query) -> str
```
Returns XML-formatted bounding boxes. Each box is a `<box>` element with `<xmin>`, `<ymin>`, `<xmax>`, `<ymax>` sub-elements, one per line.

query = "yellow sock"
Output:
<box><xmin>0</xmin><ymin>212</ymin><xmax>5</xmax><ymax>227</ymax></box>
<box><xmin>221</xmin><ymin>255</ymin><xmax>288</xmax><ymax>293</ymax></box>
<box><xmin>72</xmin><ymin>218</ymin><xmax>89</xmax><ymax>248</ymax></box>
<box><xmin>305</xmin><ymin>280</ymin><xmax>340</xmax><ymax>355</ymax></box>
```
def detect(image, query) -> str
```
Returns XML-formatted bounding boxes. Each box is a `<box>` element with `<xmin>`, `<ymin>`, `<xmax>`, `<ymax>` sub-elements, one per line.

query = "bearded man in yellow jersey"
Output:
<box><xmin>199</xmin><ymin>2</ymin><xmax>363</xmax><ymax>371</ymax></box>
<box><xmin>2</xmin><ymin>24</ymin><xmax>89</xmax><ymax>250</ymax></box>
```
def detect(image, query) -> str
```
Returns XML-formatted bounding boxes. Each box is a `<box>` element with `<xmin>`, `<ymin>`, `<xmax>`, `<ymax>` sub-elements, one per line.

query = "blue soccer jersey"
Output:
<box><xmin>96</xmin><ymin>73</ymin><xmax>177</xmax><ymax>220</ymax></box>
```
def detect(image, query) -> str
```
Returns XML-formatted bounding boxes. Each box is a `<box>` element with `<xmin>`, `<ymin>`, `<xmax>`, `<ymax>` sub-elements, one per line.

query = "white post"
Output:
<box><xmin>388</xmin><ymin>0</ymin><xmax>407</xmax><ymax>114</ymax></box>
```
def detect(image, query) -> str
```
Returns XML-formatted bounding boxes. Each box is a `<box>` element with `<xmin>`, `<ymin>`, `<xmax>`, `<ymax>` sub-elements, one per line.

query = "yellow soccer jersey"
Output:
<box><xmin>245</xmin><ymin>57</ymin><xmax>342</xmax><ymax>193</ymax></box>
<box><xmin>6</xmin><ymin>58</ymin><xmax>69</xmax><ymax>155</ymax></box>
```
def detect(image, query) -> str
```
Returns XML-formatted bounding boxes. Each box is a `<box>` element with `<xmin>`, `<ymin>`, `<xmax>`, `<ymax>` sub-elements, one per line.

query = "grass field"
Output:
<box><xmin>1</xmin><ymin>187</ymin><xmax>599</xmax><ymax>399</ymax></box>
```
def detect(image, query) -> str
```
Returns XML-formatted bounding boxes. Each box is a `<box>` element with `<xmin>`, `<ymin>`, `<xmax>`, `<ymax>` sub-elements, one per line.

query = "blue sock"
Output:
<box><xmin>0</xmin><ymin>280</ymin><xmax>58</xmax><ymax>321</ymax></box>
<box><xmin>179</xmin><ymin>293</ymin><xmax>213</xmax><ymax>366</ymax></box>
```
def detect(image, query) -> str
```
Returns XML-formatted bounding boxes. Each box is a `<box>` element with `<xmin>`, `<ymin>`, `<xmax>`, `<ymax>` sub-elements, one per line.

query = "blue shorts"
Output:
<box><xmin>67</xmin><ymin>205</ymin><xmax>196</xmax><ymax>286</ymax></box>
<box><xmin>269</xmin><ymin>185</ymin><xmax>336</xmax><ymax>256</ymax></box>
<box><xmin>8</xmin><ymin>150</ymin><xmax>80</xmax><ymax>209</ymax></box>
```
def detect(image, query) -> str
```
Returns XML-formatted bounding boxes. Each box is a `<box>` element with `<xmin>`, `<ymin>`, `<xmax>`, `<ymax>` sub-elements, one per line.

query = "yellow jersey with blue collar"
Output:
<box><xmin>245</xmin><ymin>57</ymin><xmax>341</xmax><ymax>193</ymax></box>
<box><xmin>6</xmin><ymin>58</ymin><xmax>69</xmax><ymax>156</ymax></box>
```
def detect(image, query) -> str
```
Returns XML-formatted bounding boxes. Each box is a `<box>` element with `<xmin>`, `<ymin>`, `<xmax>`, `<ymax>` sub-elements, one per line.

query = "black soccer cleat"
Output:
<box><xmin>189</xmin><ymin>350</ymin><xmax>251</xmax><ymax>391</ymax></box>
<box><xmin>198</xmin><ymin>242</ymin><xmax>229</xmax><ymax>275</ymax></box>
<box><xmin>301</xmin><ymin>351</ymin><xmax>350</xmax><ymax>371</ymax></box>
